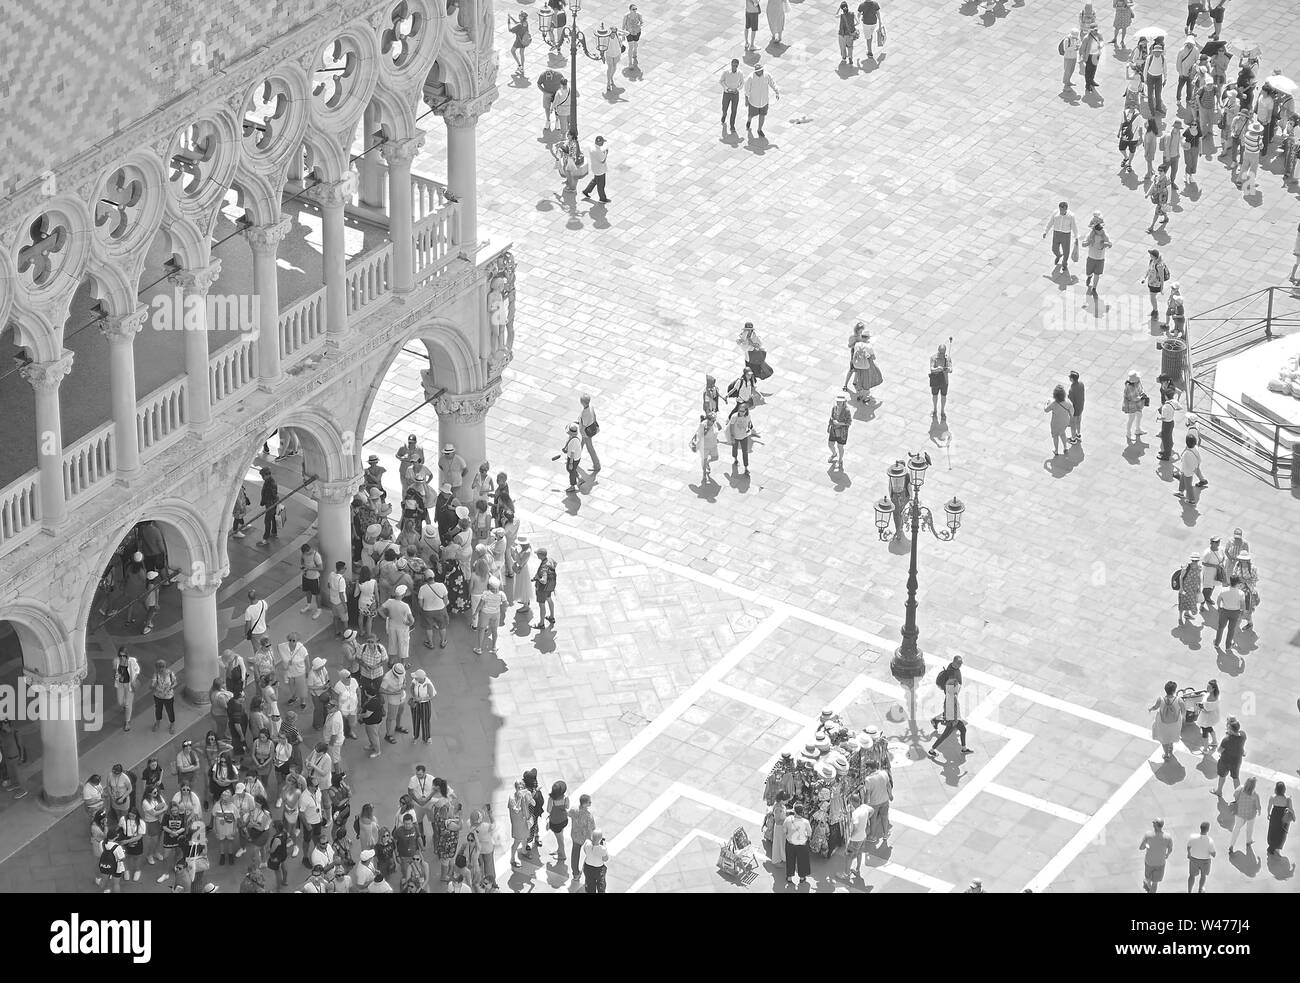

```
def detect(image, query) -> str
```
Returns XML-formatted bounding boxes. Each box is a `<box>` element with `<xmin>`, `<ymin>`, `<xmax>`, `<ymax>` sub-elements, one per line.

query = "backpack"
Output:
<box><xmin>851</xmin><ymin>342</ymin><xmax>871</xmax><ymax>370</ymax></box>
<box><xmin>1158</xmin><ymin>698</ymin><xmax>1181</xmax><ymax>724</ymax></box>
<box><xmin>530</xmin><ymin>789</ymin><xmax>546</xmax><ymax>819</ymax></box>
<box><xmin>98</xmin><ymin>843</ymin><xmax>120</xmax><ymax>875</ymax></box>
<box><xmin>1170</xmin><ymin>567</ymin><xmax>1183</xmax><ymax>591</ymax></box>
<box><xmin>935</xmin><ymin>667</ymin><xmax>954</xmax><ymax>691</ymax></box>
<box><xmin>540</xmin><ymin>560</ymin><xmax>557</xmax><ymax>592</ymax></box>
<box><xmin>226</xmin><ymin>658</ymin><xmax>245</xmax><ymax>691</ymax></box>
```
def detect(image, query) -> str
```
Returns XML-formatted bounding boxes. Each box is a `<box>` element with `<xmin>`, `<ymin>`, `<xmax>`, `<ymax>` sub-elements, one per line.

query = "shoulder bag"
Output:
<box><xmin>584</xmin><ymin>412</ymin><xmax>600</xmax><ymax>438</ymax></box>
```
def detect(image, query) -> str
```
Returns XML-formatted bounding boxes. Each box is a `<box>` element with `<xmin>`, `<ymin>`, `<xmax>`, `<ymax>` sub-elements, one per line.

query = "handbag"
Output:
<box><xmin>877</xmin><ymin>25</ymin><xmax>886</xmax><ymax>45</ymax></box>
<box><xmin>584</xmin><ymin>414</ymin><xmax>600</xmax><ymax>438</ymax></box>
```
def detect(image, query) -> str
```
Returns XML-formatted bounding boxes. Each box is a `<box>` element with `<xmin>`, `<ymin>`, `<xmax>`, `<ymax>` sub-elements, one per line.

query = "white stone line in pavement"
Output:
<box><xmin>574</xmin><ymin>610</ymin><xmax>786</xmax><ymax>801</ymax></box>
<box><xmin>984</xmin><ymin>783</ymin><xmax>1092</xmax><ymax>826</ymax></box>
<box><xmin>536</xmin><ymin>516</ymin><xmax>1295</xmax><ymax>784</ymax></box>
<box><xmin>616</xmin><ymin>782</ymin><xmax>952</xmax><ymax>893</ymax></box>
<box><xmin>710</xmin><ymin>681</ymin><xmax>817</xmax><ymax>726</ymax></box>
<box><xmin>1023</xmin><ymin>753</ymin><xmax>1162</xmax><ymax>894</ymax></box>
<box><xmin>626</xmin><ymin>828</ymin><xmax>729</xmax><ymax>894</ymax></box>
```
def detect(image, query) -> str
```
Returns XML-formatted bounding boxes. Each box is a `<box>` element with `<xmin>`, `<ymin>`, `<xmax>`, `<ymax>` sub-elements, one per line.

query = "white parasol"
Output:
<box><xmin>1226</xmin><ymin>39</ymin><xmax>1262</xmax><ymax>58</ymax></box>
<box><xmin>1135</xmin><ymin>26</ymin><xmax>1166</xmax><ymax>41</ymax></box>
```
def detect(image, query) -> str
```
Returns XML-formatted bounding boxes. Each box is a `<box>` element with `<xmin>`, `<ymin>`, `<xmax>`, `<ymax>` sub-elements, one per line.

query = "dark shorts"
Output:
<box><xmin>302</xmin><ymin>575</ymin><xmax>319</xmax><ymax>595</ymax></box>
<box><xmin>420</xmin><ymin>607</ymin><xmax>448</xmax><ymax>630</ymax></box>
<box><xmin>1086</xmin><ymin>257</ymin><xmax>1105</xmax><ymax>275</ymax></box>
<box><xmin>1216</xmin><ymin>757</ymin><xmax>1240</xmax><ymax>780</ymax></box>
<box><xmin>626</xmin><ymin>33</ymin><xmax>641</xmax><ymax>41</ymax></box>
<box><xmin>146</xmin><ymin>820</ymin><xmax>161</xmax><ymax>837</ymax></box>
<box><xmin>1149</xmin><ymin>285</ymin><xmax>1163</xmax><ymax>295</ymax></box>
<box><xmin>929</xmin><ymin>374</ymin><xmax>949</xmax><ymax>395</ymax></box>
<box><xmin>1145</xmin><ymin>863</ymin><xmax>1166</xmax><ymax>883</ymax></box>
<box><xmin>845</xmin><ymin>837</ymin><xmax>866</xmax><ymax>855</ymax></box>
<box><xmin>829</xmin><ymin>433</ymin><xmax>846</xmax><ymax>445</ymax></box>
<box><xmin>745</xmin><ymin>11</ymin><xmax>758</xmax><ymax>29</ymax></box>
<box><xmin>1189</xmin><ymin>857</ymin><xmax>1211</xmax><ymax>878</ymax></box>
<box><xmin>1211</xmin><ymin>7</ymin><xmax>1224</xmax><ymax>23</ymax></box>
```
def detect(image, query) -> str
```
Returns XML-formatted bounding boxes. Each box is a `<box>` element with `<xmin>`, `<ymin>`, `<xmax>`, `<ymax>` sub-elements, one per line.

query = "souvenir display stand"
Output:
<box><xmin>762</xmin><ymin>711</ymin><xmax>892</xmax><ymax>859</ymax></box>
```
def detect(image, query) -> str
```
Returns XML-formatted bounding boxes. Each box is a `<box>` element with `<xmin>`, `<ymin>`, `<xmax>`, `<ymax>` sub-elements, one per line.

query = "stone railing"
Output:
<box><xmin>62</xmin><ymin>422</ymin><xmax>115</xmax><ymax>501</ymax></box>
<box><xmin>346</xmin><ymin>242</ymin><xmax>393</xmax><ymax>316</ymax></box>
<box><xmin>136</xmin><ymin>378</ymin><xmax>188</xmax><ymax>457</ymax></box>
<box><xmin>413</xmin><ymin>202</ymin><xmax>461</xmax><ymax>284</ymax></box>
<box><xmin>412</xmin><ymin>172</ymin><xmax>449</xmax><ymax>221</ymax></box>
<box><xmin>210</xmin><ymin>335</ymin><xmax>258</xmax><ymax>408</ymax></box>
<box><xmin>0</xmin><ymin>470</ymin><xmax>41</xmax><ymax>550</ymax></box>
<box><xmin>280</xmin><ymin>286</ymin><xmax>327</xmax><ymax>366</ymax></box>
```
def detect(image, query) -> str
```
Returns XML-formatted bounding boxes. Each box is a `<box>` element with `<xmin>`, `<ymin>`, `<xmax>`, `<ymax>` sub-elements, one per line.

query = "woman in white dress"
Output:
<box><xmin>691</xmin><ymin>413</ymin><xmax>721</xmax><ymax>482</ymax></box>
<box><xmin>511</xmin><ymin>535</ymin><xmax>534</xmax><ymax>612</ymax></box>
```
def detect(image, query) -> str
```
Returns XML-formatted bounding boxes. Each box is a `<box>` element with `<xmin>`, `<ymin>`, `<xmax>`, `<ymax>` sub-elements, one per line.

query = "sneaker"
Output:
<box><xmin>204</xmin><ymin>883</ymin><xmax>219</xmax><ymax>893</ymax></box>
<box><xmin>157</xmin><ymin>872</ymin><xmax>170</xmax><ymax>883</ymax></box>
<box><xmin>147</xmin><ymin>856</ymin><xmax>157</xmax><ymax>865</ymax></box>
<box><xmin>311</xmin><ymin>609</ymin><xmax>321</xmax><ymax>620</ymax></box>
<box><xmin>927</xmin><ymin>749</ymin><xmax>939</xmax><ymax>759</ymax></box>
<box><xmin>133</xmin><ymin>870</ymin><xmax>141</xmax><ymax>881</ymax></box>
<box><xmin>299</xmin><ymin>604</ymin><xmax>311</xmax><ymax>614</ymax></box>
<box><xmin>1195</xmin><ymin>480</ymin><xmax>1208</xmax><ymax>487</ymax></box>
<box><xmin>94</xmin><ymin>877</ymin><xmax>102</xmax><ymax>886</ymax></box>
<box><xmin>256</xmin><ymin>540</ymin><xmax>269</xmax><ymax>546</ymax></box>
<box><xmin>235</xmin><ymin>848</ymin><xmax>246</xmax><ymax>858</ymax></box>
<box><xmin>960</xmin><ymin>747</ymin><xmax>974</xmax><ymax>754</ymax></box>
<box><xmin>292</xmin><ymin>845</ymin><xmax>301</xmax><ymax>857</ymax></box>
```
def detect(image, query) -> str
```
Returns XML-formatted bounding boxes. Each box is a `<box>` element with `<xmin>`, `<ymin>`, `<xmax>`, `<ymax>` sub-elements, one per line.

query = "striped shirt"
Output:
<box><xmin>1241</xmin><ymin>126</ymin><xmax>1263</xmax><ymax>154</ymax></box>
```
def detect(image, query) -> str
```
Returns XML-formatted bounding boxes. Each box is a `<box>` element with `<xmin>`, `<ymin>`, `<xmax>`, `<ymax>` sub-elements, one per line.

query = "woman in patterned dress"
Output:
<box><xmin>431</xmin><ymin>779</ymin><xmax>462</xmax><ymax>882</ymax></box>
<box><xmin>1176</xmin><ymin>552</ymin><xmax>1201</xmax><ymax>625</ymax></box>
<box><xmin>1111</xmin><ymin>0</ymin><xmax>1134</xmax><ymax>48</ymax></box>
<box><xmin>441</xmin><ymin>548</ymin><xmax>471</xmax><ymax>616</ymax></box>
<box><xmin>1234</xmin><ymin>551</ymin><xmax>1259</xmax><ymax>631</ymax></box>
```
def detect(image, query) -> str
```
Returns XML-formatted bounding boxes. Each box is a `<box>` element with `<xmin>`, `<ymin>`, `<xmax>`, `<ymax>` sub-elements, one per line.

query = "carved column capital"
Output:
<box><xmin>168</xmin><ymin>259</ymin><xmax>222</xmax><ymax>295</ymax></box>
<box><xmin>179</xmin><ymin>573</ymin><xmax>224</xmax><ymax>596</ymax></box>
<box><xmin>24</xmin><ymin>665</ymin><xmax>89</xmax><ymax>694</ymax></box>
<box><xmin>433</xmin><ymin>97</ymin><xmax>489</xmax><ymax>129</ymax></box>
<box><xmin>380</xmin><ymin>132</ymin><xmax>426</xmax><ymax>166</ymax></box>
<box><xmin>97</xmin><ymin>307</ymin><xmax>149</xmax><ymax>343</ymax></box>
<box><xmin>18</xmin><ymin>349</ymin><xmax>75</xmax><ymax>392</ymax></box>
<box><xmin>243</xmin><ymin>215</ymin><xmax>292</xmax><ymax>253</ymax></box>
<box><xmin>316</xmin><ymin>475</ymin><xmax>362</xmax><ymax>506</ymax></box>
<box><xmin>305</xmin><ymin>173</ymin><xmax>357</xmax><ymax>209</ymax></box>
<box><xmin>435</xmin><ymin>381</ymin><xmax>502</xmax><ymax>424</ymax></box>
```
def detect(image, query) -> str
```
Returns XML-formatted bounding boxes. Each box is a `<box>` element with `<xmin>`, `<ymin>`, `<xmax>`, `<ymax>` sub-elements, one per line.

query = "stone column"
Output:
<box><xmin>167</xmin><ymin>260</ymin><xmax>222</xmax><ymax>431</ymax></box>
<box><xmin>443</xmin><ymin>103</ymin><xmax>479</xmax><ymax>254</ymax></box>
<box><xmin>18</xmin><ymin>350</ymin><xmax>74</xmax><ymax>529</ymax></box>
<box><xmin>359</xmin><ymin>104</ymin><xmax>385</xmax><ymax>208</ymax></box>
<box><xmin>29</xmin><ymin>666</ymin><xmax>87</xmax><ymax>806</ymax></box>
<box><xmin>307</xmin><ymin>176</ymin><xmax>355</xmax><ymax>344</ymax></box>
<box><xmin>435</xmin><ymin>381</ymin><xmax>501</xmax><ymax>503</ymax></box>
<box><xmin>99</xmin><ymin>308</ymin><xmax>148</xmax><ymax>477</ymax></box>
<box><xmin>244</xmin><ymin>216</ymin><xmax>291</xmax><ymax>388</ymax></box>
<box><xmin>316</xmin><ymin>477</ymin><xmax>359</xmax><ymax>582</ymax></box>
<box><xmin>380</xmin><ymin>133</ymin><xmax>425</xmax><ymax>294</ymax></box>
<box><xmin>180</xmin><ymin>575</ymin><xmax>222</xmax><ymax>705</ymax></box>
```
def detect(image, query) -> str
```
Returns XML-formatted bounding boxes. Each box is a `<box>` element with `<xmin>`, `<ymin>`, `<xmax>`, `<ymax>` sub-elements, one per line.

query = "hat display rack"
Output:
<box><xmin>761</xmin><ymin>709</ymin><xmax>892</xmax><ymax>859</ymax></box>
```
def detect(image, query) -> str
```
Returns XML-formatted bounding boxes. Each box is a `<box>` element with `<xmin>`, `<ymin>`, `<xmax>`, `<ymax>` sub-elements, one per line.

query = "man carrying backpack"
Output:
<box><xmin>1145</xmin><ymin>39</ymin><xmax>1168</xmax><ymax>116</ymax></box>
<box><xmin>531</xmin><ymin>548</ymin><xmax>558</xmax><ymax>630</ymax></box>
<box><xmin>97</xmin><ymin>837</ymin><xmax>127</xmax><ymax>892</ymax></box>
<box><xmin>928</xmin><ymin>674</ymin><xmax>973</xmax><ymax>760</ymax></box>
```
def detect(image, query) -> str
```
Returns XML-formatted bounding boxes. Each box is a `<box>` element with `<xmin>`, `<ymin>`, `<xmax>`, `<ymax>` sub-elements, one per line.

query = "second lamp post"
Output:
<box><xmin>872</xmin><ymin>451</ymin><xmax>966</xmax><ymax>685</ymax></box>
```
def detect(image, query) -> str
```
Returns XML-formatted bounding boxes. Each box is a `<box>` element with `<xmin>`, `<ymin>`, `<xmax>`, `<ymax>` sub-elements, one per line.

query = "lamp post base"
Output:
<box><xmin>890</xmin><ymin>644</ymin><xmax>927</xmax><ymax>684</ymax></box>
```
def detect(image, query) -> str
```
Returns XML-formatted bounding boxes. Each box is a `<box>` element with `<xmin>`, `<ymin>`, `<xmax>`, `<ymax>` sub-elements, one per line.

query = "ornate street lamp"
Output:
<box><xmin>872</xmin><ymin>451</ymin><xmax>966</xmax><ymax>684</ymax></box>
<box><xmin>564</xmin><ymin>0</ymin><xmax>604</xmax><ymax>147</ymax></box>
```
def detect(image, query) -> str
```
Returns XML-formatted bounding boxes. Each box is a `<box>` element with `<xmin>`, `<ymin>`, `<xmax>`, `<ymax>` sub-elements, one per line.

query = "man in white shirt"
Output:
<box><xmin>578</xmin><ymin>394</ymin><xmax>602</xmax><ymax>472</ymax></box>
<box><xmin>844</xmin><ymin>792</ymin><xmax>873</xmax><ymax>879</ymax></box>
<box><xmin>1214</xmin><ymin>575</ymin><xmax>1245</xmax><ymax>653</ymax></box>
<box><xmin>333</xmin><ymin>669</ymin><xmax>360</xmax><ymax>739</ymax></box>
<box><xmin>783</xmin><ymin>803</ymin><xmax>813</xmax><ymax>885</ymax></box>
<box><xmin>1199</xmin><ymin>536</ymin><xmax>1224</xmax><ymax>607</ymax></box>
<box><xmin>580</xmin><ymin>828</ymin><xmax>609</xmax><ymax>893</ymax></box>
<box><xmin>325</xmin><ymin>562</ymin><xmax>349</xmax><ymax>637</ymax></box>
<box><xmin>281</xmin><ymin>633</ymin><xmax>309</xmax><ymax>710</ymax></box>
<box><xmin>1042</xmin><ymin>201</ymin><xmax>1080</xmax><ymax>275</ymax></box>
<box><xmin>408</xmin><ymin>765</ymin><xmax>437</xmax><ymax>831</ymax></box>
<box><xmin>720</xmin><ymin>58</ymin><xmax>743</xmax><ymax>131</ymax></box>
<box><xmin>582</xmin><ymin>135</ymin><xmax>611</xmax><ymax>203</ymax></box>
<box><xmin>1186</xmin><ymin>820</ymin><xmax>1216</xmax><ymax>893</ymax></box>
<box><xmin>1156</xmin><ymin>393</ymin><xmax>1178</xmax><ymax>460</ymax></box>
<box><xmin>928</xmin><ymin>678</ymin><xmax>973</xmax><ymax>759</ymax></box>
<box><xmin>744</xmin><ymin>63</ymin><xmax>779</xmax><ymax>138</ymax></box>
<box><xmin>1176</xmin><ymin>434</ymin><xmax>1202</xmax><ymax>503</ymax></box>
<box><xmin>242</xmin><ymin>589</ymin><xmax>269</xmax><ymax>654</ymax></box>
<box><xmin>561</xmin><ymin>422</ymin><xmax>585</xmax><ymax>493</ymax></box>
<box><xmin>417</xmin><ymin>571</ymin><xmax>449</xmax><ymax>649</ymax></box>
<box><xmin>438</xmin><ymin>443</ymin><xmax>467</xmax><ymax>496</ymax></box>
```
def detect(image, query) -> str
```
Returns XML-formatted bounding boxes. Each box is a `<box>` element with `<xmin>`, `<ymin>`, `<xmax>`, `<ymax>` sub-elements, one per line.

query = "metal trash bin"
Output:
<box><xmin>1160</xmin><ymin>337</ymin><xmax>1187</xmax><ymax>392</ymax></box>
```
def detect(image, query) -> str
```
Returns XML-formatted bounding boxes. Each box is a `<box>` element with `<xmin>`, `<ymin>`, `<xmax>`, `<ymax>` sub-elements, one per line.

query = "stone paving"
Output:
<box><xmin>3</xmin><ymin>0</ymin><xmax>1300</xmax><ymax>893</ymax></box>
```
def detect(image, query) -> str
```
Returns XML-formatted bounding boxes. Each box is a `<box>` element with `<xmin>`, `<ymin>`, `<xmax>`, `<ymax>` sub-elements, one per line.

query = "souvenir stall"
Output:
<box><xmin>761</xmin><ymin>710</ymin><xmax>892</xmax><ymax>859</ymax></box>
